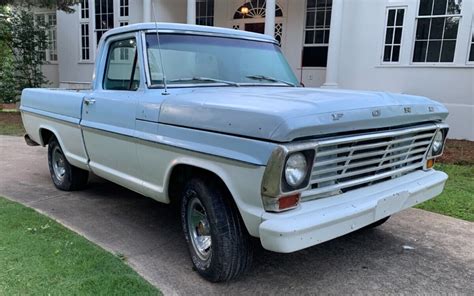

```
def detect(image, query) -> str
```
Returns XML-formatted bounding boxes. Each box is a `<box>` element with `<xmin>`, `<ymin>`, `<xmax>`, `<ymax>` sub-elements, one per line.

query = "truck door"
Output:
<box><xmin>81</xmin><ymin>34</ymin><xmax>146</xmax><ymax>195</ymax></box>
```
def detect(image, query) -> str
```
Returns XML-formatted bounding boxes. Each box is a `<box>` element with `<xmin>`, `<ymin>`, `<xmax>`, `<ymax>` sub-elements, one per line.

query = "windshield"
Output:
<box><xmin>145</xmin><ymin>33</ymin><xmax>298</xmax><ymax>87</ymax></box>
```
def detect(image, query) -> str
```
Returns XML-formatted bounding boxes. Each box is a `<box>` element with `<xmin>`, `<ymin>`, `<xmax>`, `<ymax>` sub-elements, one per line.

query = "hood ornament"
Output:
<box><xmin>331</xmin><ymin>113</ymin><xmax>344</xmax><ymax>121</ymax></box>
<box><xmin>372</xmin><ymin>109</ymin><xmax>381</xmax><ymax>117</ymax></box>
<box><xmin>404</xmin><ymin>107</ymin><xmax>412</xmax><ymax>114</ymax></box>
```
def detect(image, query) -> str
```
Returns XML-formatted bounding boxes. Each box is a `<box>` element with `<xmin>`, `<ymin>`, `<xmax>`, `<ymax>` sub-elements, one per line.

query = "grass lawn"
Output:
<box><xmin>0</xmin><ymin>111</ymin><xmax>25</xmax><ymax>136</ymax></box>
<box><xmin>416</xmin><ymin>164</ymin><xmax>474</xmax><ymax>222</ymax></box>
<box><xmin>0</xmin><ymin>197</ymin><xmax>160</xmax><ymax>295</ymax></box>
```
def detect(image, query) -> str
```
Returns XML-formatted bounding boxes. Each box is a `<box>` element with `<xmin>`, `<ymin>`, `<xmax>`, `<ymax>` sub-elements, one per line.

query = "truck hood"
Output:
<box><xmin>159</xmin><ymin>87</ymin><xmax>448</xmax><ymax>142</ymax></box>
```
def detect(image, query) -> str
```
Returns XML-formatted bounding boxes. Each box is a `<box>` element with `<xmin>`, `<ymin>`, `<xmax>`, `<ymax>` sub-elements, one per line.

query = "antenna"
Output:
<box><xmin>151</xmin><ymin>1</ymin><xmax>169</xmax><ymax>95</ymax></box>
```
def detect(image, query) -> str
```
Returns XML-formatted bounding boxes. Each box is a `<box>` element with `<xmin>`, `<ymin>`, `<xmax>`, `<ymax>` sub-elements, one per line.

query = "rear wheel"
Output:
<box><xmin>180</xmin><ymin>177</ymin><xmax>253</xmax><ymax>282</ymax></box>
<box><xmin>48</xmin><ymin>137</ymin><xmax>89</xmax><ymax>191</ymax></box>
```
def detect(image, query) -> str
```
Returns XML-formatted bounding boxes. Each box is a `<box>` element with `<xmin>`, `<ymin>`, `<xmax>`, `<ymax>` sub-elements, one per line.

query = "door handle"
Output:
<box><xmin>84</xmin><ymin>98</ymin><xmax>96</xmax><ymax>106</ymax></box>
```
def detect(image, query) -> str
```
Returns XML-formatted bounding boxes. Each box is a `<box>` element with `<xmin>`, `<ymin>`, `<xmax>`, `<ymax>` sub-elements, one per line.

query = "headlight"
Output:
<box><xmin>284</xmin><ymin>152</ymin><xmax>308</xmax><ymax>187</ymax></box>
<box><xmin>431</xmin><ymin>130</ymin><xmax>444</xmax><ymax>155</ymax></box>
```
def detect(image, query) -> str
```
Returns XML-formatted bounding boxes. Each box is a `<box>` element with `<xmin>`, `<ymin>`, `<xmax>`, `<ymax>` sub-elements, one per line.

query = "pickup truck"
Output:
<box><xmin>21</xmin><ymin>23</ymin><xmax>449</xmax><ymax>282</ymax></box>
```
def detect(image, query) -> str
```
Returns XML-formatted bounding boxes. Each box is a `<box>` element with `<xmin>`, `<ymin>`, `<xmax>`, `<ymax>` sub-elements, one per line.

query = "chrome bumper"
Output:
<box><xmin>259</xmin><ymin>169</ymin><xmax>447</xmax><ymax>253</ymax></box>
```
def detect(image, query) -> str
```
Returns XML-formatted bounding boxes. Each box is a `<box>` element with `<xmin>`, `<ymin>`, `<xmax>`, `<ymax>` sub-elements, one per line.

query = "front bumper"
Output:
<box><xmin>259</xmin><ymin>169</ymin><xmax>447</xmax><ymax>253</ymax></box>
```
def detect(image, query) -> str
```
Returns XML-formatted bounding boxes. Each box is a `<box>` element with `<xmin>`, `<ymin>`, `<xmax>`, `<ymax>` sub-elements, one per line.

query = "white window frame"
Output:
<box><xmin>381</xmin><ymin>7</ymin><xmax>406</xmax><ymax>64</ymax></box>
<box><xmin>79</xmin><ymin>0</ymin><xmax>92</xmax><ymax>62</ymax></box>
<box><xmin>196</xmin><ymin>0</ymin><xmax>214</xmax><ymax>26</ymax></box>
<box><xmin>303</xmin><ymin>0</ymin><xmax>331</xmax><ymax>47</ymax></box>
<box><xmin>411</xmin><ymin>0</ymin><xmax>463</xmax><ymax>64</ymax></box>
<box><xmin>302</xmin><ymin>0</ymin><xmax>332</xmax><ymax>69</ymax></box>
<box><xmin>119</xmin><ymin>0</ymin><xmax>129</xmax><ymax>18</ymax></box>
<box><xmin>467</xmin><ymin>22</ymin><xmax>474</xmax><ymax>64</ymax></box>
<box><xmin>94</xmin><ymin>0</ymin><xmax>115</xmax><ymax>46</ymax></box>
<box><xmin>34</xmin><ymin>12</ymin><xmax>57</xmax><ymax>63</ymax></box>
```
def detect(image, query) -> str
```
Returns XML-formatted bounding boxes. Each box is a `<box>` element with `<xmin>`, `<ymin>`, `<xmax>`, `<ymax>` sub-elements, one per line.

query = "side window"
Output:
<box><xmin>383</xmin><ymin>8</ymin><xmax>405</xmax><ymax>63</ymax></box>
<box><xmin>104</xmin><ymin>38</ymin><xmax>140</xmax><ymax>91</ymax></box>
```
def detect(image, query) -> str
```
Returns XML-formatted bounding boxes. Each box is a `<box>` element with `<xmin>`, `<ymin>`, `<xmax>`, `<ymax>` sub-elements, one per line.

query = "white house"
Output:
<box><xmin>35</xmin><ymin>0</ymin><xmax>474</xmax><ymax>140</ymax></box>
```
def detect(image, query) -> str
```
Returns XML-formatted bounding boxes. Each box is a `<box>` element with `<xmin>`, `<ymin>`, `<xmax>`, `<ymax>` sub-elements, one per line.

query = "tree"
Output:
<box><xmin>0</xmin><ymin>8</ymin><xmax>50</xmax><ymax>102</ymax></box>
<box><xmin>0</xmin><ymin>1</ymin><xmax>80</xmax><ymax>13</ymax></box>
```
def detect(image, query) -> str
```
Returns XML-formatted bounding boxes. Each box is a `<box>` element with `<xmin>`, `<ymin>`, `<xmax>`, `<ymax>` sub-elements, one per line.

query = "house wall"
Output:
<box><xmin>50</xmin><ymin>0</ymin><xmax>472</xmax><ymax>139</ymax></box>
<box><xmin>41</xmin><ymin>64</ymin><xmax>59</xmax><ymax>87</ymax></box>
<box><xmin>56</xmin><ymin>0</ymin><xmax>188</xmax><ymax>89</ymax></box>
<box><xmin>336</xmin><ymin>0</ymin><xmax>474</xmax><ymax>140</ymax></box>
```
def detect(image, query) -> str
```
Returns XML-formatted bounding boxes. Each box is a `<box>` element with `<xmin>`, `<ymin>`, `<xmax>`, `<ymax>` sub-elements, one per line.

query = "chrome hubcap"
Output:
<box><xmin>187</xmin><ymin>196</ymin><xmax>212</xmax><ymax>260</ymax></box>
<box><xmin>52</xmin><ymin>146</ymin><xmax>66</xmax><ymax>181</ymax></box>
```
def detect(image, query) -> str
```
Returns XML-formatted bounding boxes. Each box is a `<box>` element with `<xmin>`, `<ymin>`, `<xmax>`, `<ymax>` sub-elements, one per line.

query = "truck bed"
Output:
<box><xmin>20</xmin><ymin>88</ymin><xmax>91</xmax><ymax>123</ymax></box>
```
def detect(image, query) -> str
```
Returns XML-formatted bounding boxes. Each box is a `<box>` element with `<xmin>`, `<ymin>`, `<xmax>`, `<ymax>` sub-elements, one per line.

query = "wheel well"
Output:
<box><xmin>168</xmin><ymin>164</ymin><xmax>235</xmax><ymax>209</ymax></box>
<box><xmin>39</xmin><ymin>128</ymin><xmax>55</xmax><ymax>146</ymax></box>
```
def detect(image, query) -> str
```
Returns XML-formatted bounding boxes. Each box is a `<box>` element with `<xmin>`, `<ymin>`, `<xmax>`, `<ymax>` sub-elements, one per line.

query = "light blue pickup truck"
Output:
<box><xmin>21</xmin><ymin>23</ymin><xmax>449</xmax><ymax>282</ymax></box>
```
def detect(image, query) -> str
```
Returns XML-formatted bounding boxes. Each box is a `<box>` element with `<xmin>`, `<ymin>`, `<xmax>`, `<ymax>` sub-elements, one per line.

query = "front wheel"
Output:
<box><xmin>180</xmin><ymin>177</ymin><xmax>253</xmax><ymax>282</ymax></box>
<box><xmin>48</xmin><ymin>137</ymin><xmax>89</xmax><ymax>191</ymax></box>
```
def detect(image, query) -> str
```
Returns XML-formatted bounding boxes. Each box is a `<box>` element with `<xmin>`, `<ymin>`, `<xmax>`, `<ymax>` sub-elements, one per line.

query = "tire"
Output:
<box><xmin>363</xmin><ymin>216</ymin><xmax>391</xmax><ymax>230</ymax></box>
<box><xmin>180</xmin><ymin>177</ymin><xmax>253</xmax><ymax>282</ymax></box>
<box><xmin>47</xmin><ymin>137</ymin><xmax>89</xmax><ymax>191</ymax></box>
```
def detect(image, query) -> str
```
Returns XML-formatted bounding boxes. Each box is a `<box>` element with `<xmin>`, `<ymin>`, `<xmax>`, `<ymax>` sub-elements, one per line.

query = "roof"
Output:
<box><xmin>101</xmin><ymin>22</ymin><xmax>276</xmax><ymax>43</ymax></box>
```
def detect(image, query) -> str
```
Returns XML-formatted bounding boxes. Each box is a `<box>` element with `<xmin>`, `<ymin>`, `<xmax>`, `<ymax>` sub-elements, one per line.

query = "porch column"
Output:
<box><xmin>187</xmin><ymin>0</ymin><xmax>196</xmax><ymax>25</ymax></box>
<box><xmin>143</xmin><ymin>0</ymin><xmax>151</xmax><ymax>22</ymax></box>
<box><xmin>322</xmin><ymin>0</ymin><xmax>343</xmax><ymax>88</ymax></box>
<box><xmin>264</xmin><ymin>0</ymin><xmax>275</xmax><ymax>37</ymax></box>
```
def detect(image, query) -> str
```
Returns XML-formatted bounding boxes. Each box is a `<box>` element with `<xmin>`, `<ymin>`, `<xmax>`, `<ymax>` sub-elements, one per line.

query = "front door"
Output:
<box><xmin>245</xmin><ymin>22</ymin><xmax>265</xmax><ymax>34</ymax></box>
<box><xmin>81</xmin><ymin>34</ymin><xmax>146</xmax><ymax>195</ymax></box>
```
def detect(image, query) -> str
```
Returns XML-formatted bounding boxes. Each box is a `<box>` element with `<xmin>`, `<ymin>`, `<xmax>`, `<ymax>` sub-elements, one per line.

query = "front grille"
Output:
<box><xmin>301</xmin><ymin>124</ymin><xmax>437</xmax><ymax>201</ymax></box>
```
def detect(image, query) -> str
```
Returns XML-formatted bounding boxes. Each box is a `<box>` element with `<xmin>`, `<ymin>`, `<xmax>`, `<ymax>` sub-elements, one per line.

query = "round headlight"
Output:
<box><xmin>284</xmin><ymin>152</ymin><xmax>308</xmax><ymax>187</ymax></box>
<box><xmin>431</xmin><ymin>130</ymin><xmax>444</xmax><ymax>155</ymax></box>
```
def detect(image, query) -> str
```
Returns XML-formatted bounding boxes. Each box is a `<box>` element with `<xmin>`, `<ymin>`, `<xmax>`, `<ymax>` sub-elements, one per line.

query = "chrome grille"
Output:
<box><xmin>301</xmin><ymin>124</ymin><xmax>437</xmax><ymax>201</ymax></box>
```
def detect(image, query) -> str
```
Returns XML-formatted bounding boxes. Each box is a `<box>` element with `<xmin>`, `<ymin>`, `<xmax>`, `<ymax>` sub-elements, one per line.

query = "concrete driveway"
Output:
<box><xmin>1</xmin><ymin>135</ymin><xmax>473</xmax><ymax>295</ymax></box>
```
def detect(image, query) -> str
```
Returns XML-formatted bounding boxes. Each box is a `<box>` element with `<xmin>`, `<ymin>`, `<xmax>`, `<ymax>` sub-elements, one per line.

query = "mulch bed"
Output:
<box><xmin>0</xmin><ymin>111</ymin><xmax>23</xmax><ymax>126</ymax></box>
<box><xmin>438</xmin><ymin>139</ymin><xmax>474</xmax><ymax>165</ymax></box>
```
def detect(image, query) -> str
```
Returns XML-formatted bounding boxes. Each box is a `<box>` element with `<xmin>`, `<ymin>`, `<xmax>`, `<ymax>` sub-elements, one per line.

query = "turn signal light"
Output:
<box><xmin>426</xmin><ymin>159</ymin><xmax>435</xmax><ymax>169</ymax></box>
<box><xmin>278</xmin><ymin>194</ymin><xmax>300</xmax><ymax>210</ymax></box>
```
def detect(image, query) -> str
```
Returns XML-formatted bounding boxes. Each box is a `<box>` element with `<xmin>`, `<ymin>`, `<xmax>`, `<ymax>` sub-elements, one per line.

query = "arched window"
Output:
<box><xmin>233</xmin><ymin>0</ymin><xmax>283</xmax><ymax>19</ymax></box>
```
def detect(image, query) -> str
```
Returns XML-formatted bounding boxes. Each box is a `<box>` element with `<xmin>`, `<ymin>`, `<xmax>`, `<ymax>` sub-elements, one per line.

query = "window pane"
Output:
<box><xmin>307</xmin><ymin>0</ymin><xmax>316</xmax><ymax>8</ymax></box>
<box><xmin>433</xmin><ymin>0</ymin><xmax>447</xmax><ymax>15</ymax></box>
<box><xmin>387</xmin><ymin>9</ymin><xmax>395</xmax><ymax>26</ymax></box>
<box><xmin>316</xmin><ymin>0</ymin><xmax>326</xmax><ymax>8</ymax></box>
<box><xmin>305</xmin><ymin>31</ymin><xmax>314</xmax><ymax>44</ymax></box>
<box><xmin>315</xmin><ymin>30</ymin><xmax>324</xmax><ymax>43</ymax></box>
<box><xmin>302</xmin><ymin>46</ymin><xmax>328</xmax><ymax>67</ymax></box>
<box><xmin>315</xmin><ymin>11</ymin><xmax>325</xmax><ymax>27</ymax></box>
<box><xmin>392</xmin><ymin>46</ymin><xmax>400</xmax><ymax>61</ymax></box>
<box><xmin>447</xmin><ymin>0</ymin><xmax>462</xmax><ymax>14</ymax></box>
<box><xmin>396</xmin><ymin>9</ymin><xmax>404</xmax><ymax>26</ymax></box>
<box><xmin>443</xmin><ymin>17</ymin><xmax>459</xmax><ymax>39</ymax></box>
<box><xmin>413</xmin><ymin>41</ymin><xmax>427</xmax><ymax>62</ymax></box>
<box><xmin>394</xmin><ymin>28</ymin><xmax>402</xmax><ymax>44</ymax></box>
<box><xmin>416</xmin><ymin>19</ymin><xmax>430</xmax><ymax>39</ymax></box>
<box><xmin>419</xmin><ymin>0</ymin><xmax>434</xmax><ymax>15</ymax></box>
<box><xmin>325</xmin><ymin>10</ymin><xmax>331</xmax><ymax>26</ymax></box>
<box><xmin>469</xmin><ymin>44</ymin><xmax>474</xmax><ymax>62</ymax></box>
<box><xmin>429</xmin><ymin>17</ymin><xmax>444</xmax><ymax>39</ymax></box>
<box><xmin>385</xmin><ymin>28</ymin><xmax>393</xmax><ymax>44</ymax></box>
<box><xmin>440</xmin><ymin>40</ymin><xmax>456</xmax><ymax>62</ymax></box>
<box><xmin>323</xmin><ymin>30</ymin><xmax>330</xmax><ymax>43</ymax></box>
<box><xmin>306</xmin><ymin>11</ymin><xmax>315</xmax><ymax>28</ymax></box>
<box><xmin>426</xmin><ymin>40</ymin><xmax>441</xmax><ymax>62</ymax></box>
<box><xmin>383</xmin><ymin>46</ymin><xmax>392</xmax><ymax>62</ymax></box>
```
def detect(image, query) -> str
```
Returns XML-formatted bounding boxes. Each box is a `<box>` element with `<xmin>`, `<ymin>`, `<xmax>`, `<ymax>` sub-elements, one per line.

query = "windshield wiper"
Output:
<box><xmin>246</xmin><ymin>75</ymin><xmax>296</xmax><ymax>87</ymax></box>
<box><xmin>169</xmin><ymin>77</ymin><xmax>240</xmax><ymax>87</ymax></box>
